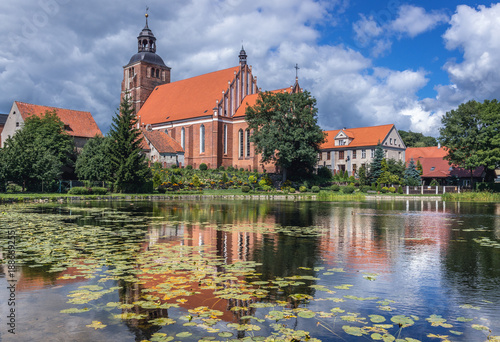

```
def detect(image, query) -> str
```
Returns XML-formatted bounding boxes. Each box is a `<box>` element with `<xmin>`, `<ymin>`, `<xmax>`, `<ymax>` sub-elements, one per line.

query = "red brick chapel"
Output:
<box><xmin>121</xmin><ymin>14</ymin><xmax>300</xmax><ymax>171</ymax></box>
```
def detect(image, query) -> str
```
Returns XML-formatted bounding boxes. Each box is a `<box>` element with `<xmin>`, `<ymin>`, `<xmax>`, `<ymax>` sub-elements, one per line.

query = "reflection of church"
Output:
<box><xmin>121</xmin><ymin>14</ymin><xmax>300</xmax><ymax>171</ymax></box>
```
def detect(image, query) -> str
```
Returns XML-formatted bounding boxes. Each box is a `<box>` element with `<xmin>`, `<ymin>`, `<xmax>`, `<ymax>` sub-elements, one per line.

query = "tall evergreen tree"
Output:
<box><xmin>108</xmin><ymin>95</ymin><xmax>151</xmax><ymax>193</ymax></box>
<box><xmin>368</xmin><ymin>143</ymin><xmax>385</xmax><ymax>184</ymax></box>
<box><xmin>404</xmin><ymin>158</ymin><xmax>421</xmax><ymax>186</ymax></box>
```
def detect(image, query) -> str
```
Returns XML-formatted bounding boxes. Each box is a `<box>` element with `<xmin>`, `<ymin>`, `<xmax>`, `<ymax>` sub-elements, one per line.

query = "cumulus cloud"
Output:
<box><xmin>391</xmin><ymin>5</ymin><xmax>448</xmax><ymax>37</ymax></box>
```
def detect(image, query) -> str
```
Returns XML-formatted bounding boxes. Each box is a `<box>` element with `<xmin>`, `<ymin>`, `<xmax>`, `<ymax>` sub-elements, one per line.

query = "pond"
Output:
<box><xmin>1</xmin><ymin>199</ymin><xmax>499</xmax><ymax>342</ymax></box>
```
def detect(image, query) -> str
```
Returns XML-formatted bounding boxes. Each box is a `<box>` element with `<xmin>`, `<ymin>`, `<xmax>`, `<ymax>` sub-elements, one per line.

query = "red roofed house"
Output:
<box><xmin>1</xmin><ymin>101</ymin><xmax>102</xmax><ymax>150</ymax></box>
<box><xmin>406</xmin><ymin>146</ymin><xmax>486</xmax><ymax>186</ymax></box>
<box><xmin>139</xmin><ymin>127</ymin><xmax>185</xmax><ymax>167</ymax></box>
<box><xmin>318</xmin><ymin>124</ymin><xmax>406</xmax><ymax>176</ymax></box>
<box><xmin>122</xmin><ymin>16</ymin><xmax>300</xmax><ymax>171</ymax></box>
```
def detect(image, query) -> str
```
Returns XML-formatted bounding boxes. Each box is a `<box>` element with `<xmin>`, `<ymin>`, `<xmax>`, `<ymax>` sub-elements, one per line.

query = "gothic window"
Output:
<box><xmin>223</xmin><ymin>125</ymin><xmax>228</xmax><ymax>154</ymax></box>
<box><xmin>239</xmin><ymin>129</ymin><xmax>244</xmax><ymax>158</ymax></box>
<box><xmin>246</xmin><ymin>129</ymin><xmax>250</xmax><ymax>157</ymax></box>
<box><xmin>200</xmin><ymin>125</ymin><xmax>205</xmax><ymax>153</ymax></box>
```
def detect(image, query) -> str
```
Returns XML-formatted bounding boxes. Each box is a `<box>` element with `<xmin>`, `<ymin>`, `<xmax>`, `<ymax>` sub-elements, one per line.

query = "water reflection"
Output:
<box><xmin>1</xmin><ymin>199</ymin><xmax>499</xmax><ymax>341</ymax></box>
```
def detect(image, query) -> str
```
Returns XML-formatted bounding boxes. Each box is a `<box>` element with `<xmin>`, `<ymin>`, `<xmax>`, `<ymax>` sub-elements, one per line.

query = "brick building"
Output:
<box><xmin>122</xmin><ymin>15</ymin><xmax>300</xmax><ymax>171</ymax></box>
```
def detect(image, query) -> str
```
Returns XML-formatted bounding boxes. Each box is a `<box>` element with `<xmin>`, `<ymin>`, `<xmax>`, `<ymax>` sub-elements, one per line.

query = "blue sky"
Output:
<box><xmin>1</xmin><ymin>1</ymin><xmax>499</xmax><ymax>137</ymax></box>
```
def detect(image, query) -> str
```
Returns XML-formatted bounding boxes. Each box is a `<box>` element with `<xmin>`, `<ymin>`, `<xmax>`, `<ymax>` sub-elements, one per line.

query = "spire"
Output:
<box><xmin>239</xmin><ymin>45</ymin><xmax>247</xmax><ymax>66</ymax></box>
<box><xmin>137</xmin><ymin>10</ymin><xmax>156</xmax><ymax>53</ymax></box>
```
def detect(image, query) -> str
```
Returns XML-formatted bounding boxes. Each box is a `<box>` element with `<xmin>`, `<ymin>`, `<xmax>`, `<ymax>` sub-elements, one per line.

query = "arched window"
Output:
<box><xmin>181</xmin><ymin>127</ymin><xmax>185</xmax><ymax>150</ymax></box>
<box><xmin>239</xmin><ymin>129</ymin><xmax>244</xmax><ymax>158</ymax></box>
<box><xmin>151</xmin><ymin>68</ymin><xmax>155</xmax><ymax>78</ymax></box>
<box><xmin>156</xmin><ymin>69</ymin><xmax>160</xmax><ymax>78</ymax></box>
<box><xmin>223</xmin><ymin>125</ymin><xmax>227</xmax><ymax>154</ymax></box>
<box><xmin>246</xmin><ymin>129</ymin><xmax>251</xmax><ymax>157</ymax></box>
<box><xmin>200</xmin><ymin>125</ymin><xmax>205</xmax><ymax>153</ymax></box>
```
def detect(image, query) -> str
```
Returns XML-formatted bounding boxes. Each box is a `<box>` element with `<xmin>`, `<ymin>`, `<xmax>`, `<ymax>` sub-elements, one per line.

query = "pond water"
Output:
<box><xmin>1</xmin><ymin>199</ymin><xmax>499</xmax><ymax>342</ymax></box>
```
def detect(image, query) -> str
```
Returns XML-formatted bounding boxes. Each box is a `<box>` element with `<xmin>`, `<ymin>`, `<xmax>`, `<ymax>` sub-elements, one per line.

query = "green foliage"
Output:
<box><xmin>311</xmin><ymin>186</ymin><xmax>320</xmax><ymax>193</ymax></box>
<box><xmin>222</xmin><ymin>172</ymin><xmax>229</xmax><ymax>183</ymax></box>
<box><xmin>245</xmin><ymin>90</ymin><xmax>325</xmax><ymax>181</ymax></box>
<box><xmin>398</xmin><ymin>130</ymin><xmax>437</xmax><ymax>147</ymax></box>
<box><xmin>376</xmin><ymin>183</ymin><xmax>382</xmax><ymax>192</ymax></box>
<box><xmin>371</xmin><ymin>183</ymin><xmax>376</xmax><ymax>191</ymax></box>
<box><xmin>331</xmin><ymin>184</ymin><xmax>340</xmax><ymax>192</ymax></box>
<box><xmin>199</xmin><ymin>163</ymin><xmax>208</xmax><ymax>170</ymax></box>
<box><xmin>368</xmin><ymin>143</ymin><xmax>385</xmax><ymax>184</ymax></box>
<box><xmin>357</xmin><ymin>164</ymin><xmax>367</xmax><ymax>186</ymax></box>
<box><xmin>430</xmin><ymin>179</ymin><xmax>439</xmax><ymax>186</ymax></box>
<box><xmin>378</xmin><ymin>171</ymin><xmax>400</xmax><ymax>186</ymax></box>
<box><xmin>108</xmin><ymin>95</ymin><xmax>151</xmax><ymax>193</ymax></box>
<box><xmin>192</xmin><ymin>174</ymin><xmax>201</xmax><ymax>188</ymax></box>
<box><xmin>218</xmin><ymin>166</ymin><xmax>225</xmax><ymax>171</ymax></box>
<box><xmin>6</xmin><ymin>183</ymin><xmax>22</xmax><ymax>193</ymax></box>
<box><xmin>361</xmin><ymin>185</ymin><xmax>371</xmax><ymax>193</ymax></box>
<box><xmin>91</xmin><ymin>187</ymin><xmax>108</xmax><ymax>195</ymax></box>
<box><xmin>398</xmin><ymin>185</ymin><xmax>404</xmax><ymax>194</ymax></box>
<box><xmin>381</xmin><ymin>186</ymin><xmax>389</xmax><ymax>193</ymax></box>
<box><xmin>0</xmin><ymin>110</ymin><xmax>74</xmax><ymax>191</ymax></box>
<box><xmin>241</xmin><ymin>185</ymin><xmax>251</xmax><ymax>193</ymax></box>
<box><xmin>299</xmin><ymin>186</ymin><xmax>307</xmax><ymax>193</ymax></box>
<box><xmin>317</xmin><ymin>166</ymin><xmax>332</xmax><ymax>180</ymax></box>
<box><xmin>289</xmin><ymin>187</ymin><xmax>296</xmax><ymax>193</ymax></box>
<box><xmin>404</xmin><ymin>158</ymin><xmax>421</xmax><ymax>186</ymax></box>
<box><xmin>342</xmin><ymin>185</ymin><xmax>355</xmax><ymax>194</ymax></box>
<box><xmin>68</xmin><ymin>187</ymin><xmax>91</xmax><ymax>195</ymax></box>
<box><xmin>476</xmin><ymin>100</ymin><xmax>500</xmax><ymax>170</ymax></box>
<box><xmin>186</xmin><ymin>165</ymin><xmax>193</xmax><ymax>170</ymax></box>
<box><xmin>388</xmin><ymin>186</ymin><xmax>396</xmax><ymax>193</ymax></box>
<box><xmin>171</xmin><ymin>164</ymin><xmax>178</xmax><ymax>169</ymax></box>
<box><xmin>75</xmin><ymin>135</ymin><xmax>113</xmax><ymax>183</ymax></box>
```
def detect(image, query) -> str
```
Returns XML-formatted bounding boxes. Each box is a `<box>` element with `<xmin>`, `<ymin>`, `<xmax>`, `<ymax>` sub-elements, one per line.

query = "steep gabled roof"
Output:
<box><xmin>138</xmin><ymin>66</ymin><xmax>240</xmax><ymax>124</ymax></box>
<box><xmin>15</xmin><ymin>101</ymin><xmax>101</xmax><ymax>138</ymax></box>
<box><xmin>320</xmin><ymin>124</ymin><xmax>395</xmax><ymax>149</ymax></box>
<box><xmin>233</xmin><ymin>88</ymin><xmax>294</xmax><ymax>119</ymax></box>
<box><xmin>140</xmin><ymin>128</ymin><xmax>184</xmax><ymax>154</ymax></box>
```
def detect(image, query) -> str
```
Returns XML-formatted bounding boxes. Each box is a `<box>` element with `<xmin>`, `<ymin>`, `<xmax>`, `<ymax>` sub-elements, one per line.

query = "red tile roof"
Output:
<box><xmin>15</xmin><ymin>101</ymin><xmax>101</xmax><ymax>138</ymax></box>
<box><xmin>233</xmin><ymin>88</ymin><xmax>292</xmax><ymax>118</ymax></box>
<box><xmin>407</xmin><ymin>147</ymin><xmax>484</xmax><ymax>178</ymax></box>
<box><xmin>137</xmin><ymin>67</ymin><xmax>241</xmax><ymax>124</ymax></box>
<box><xmin>320</xmin><ymin>124</ymin><xmax>395</xmax><ymax>149</ymax></box>
<box><xmin>140</xmin><ymin>128</ymin><xmax>184</xmax><ymax>154</ymax></box>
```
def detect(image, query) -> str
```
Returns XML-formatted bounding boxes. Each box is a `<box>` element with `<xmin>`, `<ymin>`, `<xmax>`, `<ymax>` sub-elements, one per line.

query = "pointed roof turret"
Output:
<box><xmin>126</xmin><ymin>12</ymin><xmax>167</xmax><ymax>67</ymax></box>
<box><xmin>239</xmin><ymin>46</ymin><xmax>247</xmax><ymax>66</ymax></box>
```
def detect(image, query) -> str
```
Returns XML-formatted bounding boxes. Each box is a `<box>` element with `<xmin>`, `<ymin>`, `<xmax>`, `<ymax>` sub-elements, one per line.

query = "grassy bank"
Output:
<box><xmin>442</xmin><ymin>191</ymin><xmax>500</xmax><ymax>202</ymax></box>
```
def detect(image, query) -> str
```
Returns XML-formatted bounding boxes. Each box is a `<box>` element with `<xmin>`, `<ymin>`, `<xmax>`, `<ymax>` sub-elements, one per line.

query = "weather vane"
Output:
<box><xmin>295</xmin><ymin>63</ymin><xmax>300</xmax><ymax>79</ymax></box>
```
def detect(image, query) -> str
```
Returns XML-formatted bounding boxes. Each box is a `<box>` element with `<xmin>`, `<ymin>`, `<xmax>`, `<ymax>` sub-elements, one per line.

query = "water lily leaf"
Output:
<box><xmin>449</xmin><ymin>330</ymin><xmax>463</xmax><ymax>335</ymax></box>
<box><xmin>218</xmin><ymin>332</ymin><xmax>233</xmax><ymax>338</ymax></box>
<box><xmin>297</xmin><ymin>310</ymin><xmax>316</xmax><ymax>318</ymax></box>
<box><xmin>456</xmin><ymin>317</ymin><xmax>473</xmax><ymax>322</ymax></box>
<box><xmin>266</xmin><ymin>310</ymin><xmax>285</xmax><ymax>321</ymax></box>
<box><xmin>331</xmin><ymin>307</ymin><xmax>345</xmax><ymax>313</ymax></box>
<box><xmin>86</xmin><ymin>321</ymin><xmax>106</xmax><ymax>329</ymax></box>
<box><xmin>427</xmin><ymin>334</ymin><xmax>451</xmax><ymax>341</ymax></box>
<box><xmin>369</xmin><ymin>315</ymin><xmax>386</xmax><ymax>323</ymax></box>
<box><xmin>342</xmin><ymin>325</ymin><xmax>367</xmax><ymax>336</ymax></box>
<box><xmin>459</xmin><ymin>304</ymin><xmax>480</xmax><ymax>310</ymax></box>
<box><xmin>334</xmin><ymin>284</ymin><xmax>353</xmax><ymax>290</ymax></box>
<box><xmin>176</xmin><ymin>332</ymin><xmax>193</xmax><ymax>338</ymax></box>
<box><xmin>391</xmin><ymin>315</ymin><xmax>414</xmax><ymax>328</ymax></box>
<box><xmin>471</xmin><ymin>324</ymin><xmax>489</xmax><ymax>331</ymax></box>
<box><xmin>60</xmin><ymin>307</ymin><xmax>90</xmax><ymax>313</ymax></box>
<box><xmin>425</xmin><ymin>314</ymin><xmax>452</xmax><ymax>328</ymax></box>
<box><xmin>150</xmin><ymin>332</ymin><xmax>174</xmax><ymax>342</ymax></box>
<box><xmin>148</xmin><ymin>318</ymin><xmax>176</xmax><ymax>326</ymax></box>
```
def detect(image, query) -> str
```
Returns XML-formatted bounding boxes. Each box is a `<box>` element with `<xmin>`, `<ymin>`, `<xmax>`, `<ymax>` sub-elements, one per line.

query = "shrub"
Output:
<box><xmin>192</xmin><ymin>174</ymin><xmax>201</xmax><ymax>188</ymax></box>
<box><xmin>186</xmin><ymin>165</ymin><xmax>193</xmax><ymax>170</ymax></box>
<box><xmin>263</xmin><ymin>185</ymin><xmax>272</xmax><ymax>192</ymax></box>
<box><xmin>92</xmin><ymin>187</ymin><xmax>108</xmax><ymax>195</ymax></box>
<box><xmin>68</xmin><ymin>187</ymin><xmax>90</xmax><ymax>195</ymax></box>
<box><xmin>218</xmin><ymin>166</ymin><xmax>225</xmax><ymax>171</ymax></box>
<box><xmin>6</xmin><ymin>183</ymin><xmax>22</xmax><ymax>193</ymax></box>
<box><xmin>342</xmin><ymin>185</ymin><xmax>355</xmax><ymax>194</ymax></box>
<box><xmin>398</xmin><ymin>185</ymin><xmax>404</xmax><ymax>194</ymax></box>
<box><xmin>318</xmin><ymin>166</ymin><xmax>333</xmax><ymax>180</ymax></box>
<box><xmin>222</xmin><ymin>172</ymin><xmax>229</xmax><ymax>183</ymax></box>
<box><xmin>241</xmin><ymin>185</ymin><xmax>251</xmax><ymax>193</ymax></box>
<box><xmin>389</xmin><ymin>186</ymin><xmax>396</xmax><ymax>193</ymax></box>
<box><xmin>371</xmin><ymin>183</ymin><xmax>377</xmax><ymax>191</ymax></box>
<box><xmin>157</xmin><ymin>187</ymin><xmax>166</xmax><ymax>194</ymax></box>
<box><xmin>239</xmin><ymin>168</ymin><xmax>245</xmax><ymax>172</ymax></box>
<box><xmin>311</xmin><ymin>186</ymin><xmax>320</xmax><ymax>193</ymax></box>
<box><xmin>289</xmin><ymin>187</ymin><xmax>296</xmax><ymax>193</ymax></box>
<box><xmin>199</xmin><ymin>163</ymin><xmax>208</xmax><ymax>170</ymax></box>
<box><xmin>331</xmin><ymin>184</ymin><xmax>340</xmax><ymax>192</ymax></box>
<box><xmin>381</xmin><ymin>186</ymin><xmax>389</xmax><ymax>193</ymax></box>
<box><xmin>227</xmin><ymin>166</ymin><xmax>235</xmax><ymax>172</ymax></box>
<box><xmin>376</xmin><ymin>184</ymin><xmax>382</xmax><ymax>192</ymax></box>
<box><xmin>361</xmin><ymin>185</ymin><xmax>371</xmax><ymax>193</ymax></box>
<box><xmin>171</xmin><ymin>164</ymin><xmax>178</xmax><ymax>169</ymax></box>
<box><xmin>299</xmin><ymin>186</ymin><xmax>307</xmax><ymax>193</ymax></box>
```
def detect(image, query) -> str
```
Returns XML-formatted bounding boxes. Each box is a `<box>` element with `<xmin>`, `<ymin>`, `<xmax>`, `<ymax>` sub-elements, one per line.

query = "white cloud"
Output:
<box><xmin>391</xmin><ymin>5</ymin><xmax>448</xmax><ymax>38</ymax></box>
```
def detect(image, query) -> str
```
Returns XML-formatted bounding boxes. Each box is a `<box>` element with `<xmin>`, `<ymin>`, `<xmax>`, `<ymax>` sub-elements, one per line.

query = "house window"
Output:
<box><xmin>390</xmin><ymin>138</ymin><xmax>393</xmax><ymax>144</ymax></box>
<box><xmin>246</xmin><ymin>129</ymin><xmax>251</xmax><ymax>157</ymax></box>
<box><xmin>239</xmin><ymin>129</ymin><xmax>244</xmax><ymax>158</ymax></box>
<box><xmin>319</xmin><ymin>153</ymin><xmax>323</xmax><ymax>160</ymax></box>
<box><xmin>200</xmin><ymin>125</ymin><xmax>205</xmax><ymax>153</ymax></box>
<box><xmin>16</xmin><ymin>122</ymin><xmax>19</xmax><ymax>127</ymax></box>
<box><xmin>339</xmin><ymin>151</ymin><xmax>345</xmax><ymax>160</ymax></box>
<box><xmin>327</xmin><ymin>152</ymin><xmax>331</xmax><ymax>160</ymax></box>
<box><xmin>352</xmin><ymin>150</ymin><xmax>357</xmax><ymax>159</ymax></box>
<box><xmin>181</xmin><ymin>127</ymin><xmax>185</xmax><ymax>150</ymax></box>
<box><xmin>362</xmin><ymin>149</ymin><xmax>366</xmax><ymax>159</ymax></box>
<box><xmin>371</xmin><ymin>149</ymin><xmax>374</xmax><ymax>158</ymax></box>
<box><xmin>156</xmin><ymin>69</ymin><xmax>160</xmax><ymax>78</ymax></box>
<box><xmin>352</xmin><ymin>164</ymin><xmax>357</xmax><ymax>175</ymax></box>
<box><xmin>223</xmin><ymin>125</ymin><xmax>227</xmax><ymax>154</ymax></box>
<box><xmin>398</xmin><ymin>151</ymin><xmax>401</xmax><ymax>160</ymax></box>
<box><xmin>339</xmin><ymin>165</ymin><xmax>346</xmax><ymax>171</ymax></box>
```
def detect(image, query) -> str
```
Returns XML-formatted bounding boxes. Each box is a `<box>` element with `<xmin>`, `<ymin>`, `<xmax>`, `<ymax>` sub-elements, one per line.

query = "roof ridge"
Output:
<box><xmin>15</xmin><ymin>101</ymin><xmax>91</xmax><ymax>114</ymax></box>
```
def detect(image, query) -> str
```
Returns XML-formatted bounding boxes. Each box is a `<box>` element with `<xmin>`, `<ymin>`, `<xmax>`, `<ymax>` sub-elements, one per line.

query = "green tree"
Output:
<box><xmin>439</xmin><ymin>100</ymin><xmax>482</xmax><ymax>184</ymax></box>
<box><xmin>416</xmin><ymin>159</ymin><xmax>423</xmax><ymax>175</ymax></box>
<box><xmin>357</xmin><ymin>164</ymin><xmax>367</xmax><ymax>185</ymax></box>
<box><xmin>75</xmin><ymin>135</ymin><xmax>113</xmax><ymax>183</ymax></box>
<box><xmin>398</xmin><ymin>130</ymin><xmax>438</xmax><ymax>147</ymax></box>
<box><xmin>245</xmin><ymin>91</ymin><xmax>325</xmax><ymax>181</ymax></box>
<box><xmin>477</xmin><ymin>100</ymin><xmax>500</xmax><ymax>170</ymax></box>
<box><xmin>108</xmin><ymin>95</ymin><xmax>151</xmax><ymax>193</ymax></box>
<box><xmin>1</xmin><ymin>110</ymin><xmax>74</xmax><ymax>191</ymax></box>
<box><xmin>368</xmin><ymin>143</ymin><xmax>385</xmax><ymax>184</ymax></box>
<box><xmin>404</xmin><ymin>158</ymin><xmax>421</xmax><ymax>186</ymax></box>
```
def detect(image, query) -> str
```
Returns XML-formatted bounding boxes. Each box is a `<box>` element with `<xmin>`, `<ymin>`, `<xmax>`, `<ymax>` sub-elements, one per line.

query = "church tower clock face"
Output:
<box><xmin>121</xmin><ymin>12</ymin><xmax>171</xmax><ymax>114</ymax></box>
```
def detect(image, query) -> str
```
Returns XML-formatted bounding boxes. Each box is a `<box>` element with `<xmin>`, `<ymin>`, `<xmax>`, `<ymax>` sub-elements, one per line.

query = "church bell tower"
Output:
<box><xmin>121</xmin><ymin>12</ymin><xmax>171</xmax><ymax>114</ymax></box>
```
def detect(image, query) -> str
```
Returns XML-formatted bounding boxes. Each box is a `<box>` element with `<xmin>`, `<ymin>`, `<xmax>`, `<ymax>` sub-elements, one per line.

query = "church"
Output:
<box><xmin>121</xmin><ymin>14</ymin><xmax>300</xmax><ymax>172</ymax></box>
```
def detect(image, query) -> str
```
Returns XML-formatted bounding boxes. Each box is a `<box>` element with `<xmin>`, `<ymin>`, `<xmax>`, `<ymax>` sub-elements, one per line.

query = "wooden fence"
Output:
<box><xmin>405</xmin><ymin>186</ymin><xmax>462</xmax><ymax>195</ymax></box>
